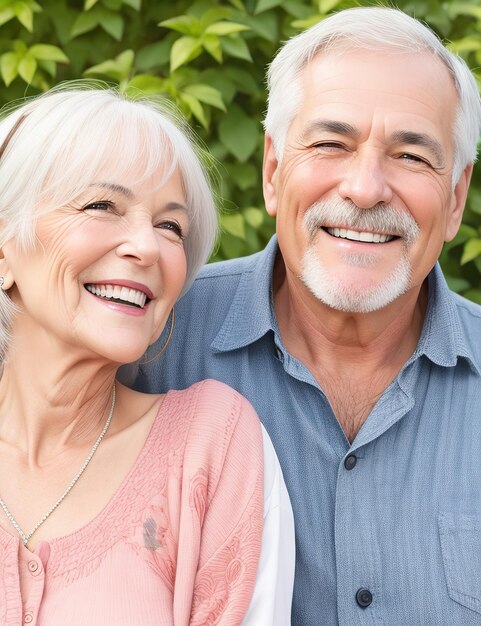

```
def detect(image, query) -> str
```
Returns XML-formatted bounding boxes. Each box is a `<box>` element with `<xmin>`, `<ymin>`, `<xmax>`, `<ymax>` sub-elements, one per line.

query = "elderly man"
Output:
<box><xmin>129</xmin><ymin>7</ymin><xmax>481</xmax><ymax>625</ymax></box>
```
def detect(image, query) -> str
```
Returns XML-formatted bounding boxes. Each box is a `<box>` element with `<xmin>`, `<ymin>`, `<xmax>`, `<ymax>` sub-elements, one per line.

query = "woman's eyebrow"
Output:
<box><xmin>89</xmin><ymin>182</ymin><xmax>135</xmax><ymax>198</ymax></box>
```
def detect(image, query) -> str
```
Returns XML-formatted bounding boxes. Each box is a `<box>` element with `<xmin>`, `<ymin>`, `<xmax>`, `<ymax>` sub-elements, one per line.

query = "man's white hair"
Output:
<box><xmin>264</xmin><ymin>6</ymin><xmax>481</xmax><ymax>185</ymax></box>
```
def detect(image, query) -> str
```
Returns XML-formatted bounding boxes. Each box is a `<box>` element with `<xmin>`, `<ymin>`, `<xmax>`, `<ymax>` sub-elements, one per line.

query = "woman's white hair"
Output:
<box><xmin>0</xmin><ymin>81</ymin><xmax>218</xmax><ymax>360</ymax></box>
<box><xmin>264</xmin><ymin>6</ymin><xmax>481</xmax><ymax>184</ymax></box>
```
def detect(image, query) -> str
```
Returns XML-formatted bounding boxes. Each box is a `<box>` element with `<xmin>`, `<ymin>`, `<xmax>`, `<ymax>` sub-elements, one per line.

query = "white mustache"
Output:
<box><xmin>304</xmin><ymin>198</ymin><xmax>420</xmax><ymax>246</ymax></box>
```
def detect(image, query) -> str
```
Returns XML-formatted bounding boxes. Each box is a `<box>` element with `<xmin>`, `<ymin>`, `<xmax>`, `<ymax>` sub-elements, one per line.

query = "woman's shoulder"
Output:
<box><xmin>169</xmin><ymin>378</ymin><xmax>261</xmax><ymax>431</ymax></box>
<box><xmin>168</xmin><ymin>379</ymin><xmax>263</xmax><ymax>476</ymax></box>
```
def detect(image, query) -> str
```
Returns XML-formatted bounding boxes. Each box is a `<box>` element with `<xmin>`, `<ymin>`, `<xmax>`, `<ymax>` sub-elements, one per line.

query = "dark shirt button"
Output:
<box><xmin>356</xmin><ymin>588</ymin><xmax>373</xmax><ymax>608</ymax></box>
<box><xmin>344</xmin><ymin>454</ymin><xmax>357</xmax><ymax>470</ymax></box>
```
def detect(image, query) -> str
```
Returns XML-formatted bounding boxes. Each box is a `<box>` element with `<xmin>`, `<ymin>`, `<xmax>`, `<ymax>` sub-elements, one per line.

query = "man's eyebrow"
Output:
<box><xmin>390</xmin><ymin>131</ymin><xmax>445</xmax><ymax>166</ymax></box>
<box><xmin>300</xmin><ymin>119</ymin><xmax>360</xmax><ymax>142</ymax></box>
<box><xmin>89</xmin><ymin>182</ymin><xmax>134</xmax><ymax>198</ymax></box>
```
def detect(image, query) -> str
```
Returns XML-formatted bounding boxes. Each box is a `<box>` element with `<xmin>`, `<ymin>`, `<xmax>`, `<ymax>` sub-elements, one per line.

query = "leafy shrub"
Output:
<box><xmin>0</xmin><ymin>0</ymin><xmax>479</xmax><ymax>300</ymax></box>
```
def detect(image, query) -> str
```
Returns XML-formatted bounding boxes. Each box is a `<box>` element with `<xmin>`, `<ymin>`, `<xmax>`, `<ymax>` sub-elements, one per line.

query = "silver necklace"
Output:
<box><xmin>0</xmin><ymin>383</ymin><xmax>116</xmax><ymax>546</ymax></box>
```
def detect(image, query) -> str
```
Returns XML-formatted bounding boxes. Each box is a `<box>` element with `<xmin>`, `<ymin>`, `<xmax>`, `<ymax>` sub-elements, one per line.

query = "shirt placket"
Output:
<box><xmin>19</xmin><ymin>541</ymin><xmax>50</xmax><ymax>625</ymax></box>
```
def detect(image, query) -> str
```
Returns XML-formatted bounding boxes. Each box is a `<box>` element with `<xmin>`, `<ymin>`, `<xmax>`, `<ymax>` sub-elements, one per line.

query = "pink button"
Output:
<box><xmin>24</xmin><ymin>613</ymin><xmax>33</xmax><ymax>624</ymax></box>
<box><xmin>28</xmin><ymin>560</ymin><xmax>39</xmax><ymax>573</ymax></box>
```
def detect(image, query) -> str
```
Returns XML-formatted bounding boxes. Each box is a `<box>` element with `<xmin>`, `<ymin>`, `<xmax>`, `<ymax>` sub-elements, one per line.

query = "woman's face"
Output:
<box><xmin>2</xmin><ymin>165</ymin><xmax>189</xmax><ymax>364</ymax></box>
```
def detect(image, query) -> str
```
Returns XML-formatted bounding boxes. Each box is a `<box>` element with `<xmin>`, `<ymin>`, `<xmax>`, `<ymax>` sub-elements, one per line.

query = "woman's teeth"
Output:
<box><xmin>85</xmin><ymin>284</ymin><xmax>147</xmax><ymax>308</ymax></box>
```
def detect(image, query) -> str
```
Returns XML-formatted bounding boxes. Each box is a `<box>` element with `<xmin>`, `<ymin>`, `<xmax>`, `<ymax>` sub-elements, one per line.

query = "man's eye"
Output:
<box><xmin>83</xmin><ymin>201</ymin><xmax>115</xmax><ymax>211</ymax></box>
<box><xmin>399</xmin><ymin>153</ymin><xmax>428</xmax><ymax>165</ymax></box>
<box><xmin>313</xmin><ymin>141</ymin><xmax>345</xmax><ymax>150</ymax></box>
<box><xmin>157</xmin><ymin>220</ymin><xmax>185</xmax><ymax>240</ymax></box>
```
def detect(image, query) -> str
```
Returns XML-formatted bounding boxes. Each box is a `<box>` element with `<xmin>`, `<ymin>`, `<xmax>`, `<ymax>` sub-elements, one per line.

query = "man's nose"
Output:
<box><xmin>338</xmin><ymin>149</ymin><xmax>393</xmax><ymax>208</ymax></box>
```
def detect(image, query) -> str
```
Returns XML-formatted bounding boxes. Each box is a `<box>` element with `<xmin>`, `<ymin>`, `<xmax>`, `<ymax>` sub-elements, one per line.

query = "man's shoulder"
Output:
<box><xmin>196</xmin><ymin>251</ymin><xmax>260</xmax><ymax>280</ymax></box>
<box><xmin>450</xmin><ymin>290</ymin><xmax>481</xmax><ymax>366</ymax></box>
<box><xmin>179</xmin><ymin>250</ymin><xmax>263</xmax><ymax>302</ymax></box>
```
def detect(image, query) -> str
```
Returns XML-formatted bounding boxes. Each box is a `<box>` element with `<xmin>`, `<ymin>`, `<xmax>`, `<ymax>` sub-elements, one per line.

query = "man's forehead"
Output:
<box><xmin>293</xmin><ymin>49</ymin><xmax>458</xmax><ymax>138</ymax></box>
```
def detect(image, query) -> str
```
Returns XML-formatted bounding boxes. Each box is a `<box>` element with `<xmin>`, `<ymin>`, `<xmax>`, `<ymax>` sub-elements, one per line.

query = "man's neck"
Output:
<box><xmin>273</xmin><ymin>258</ymin><xmax>428</xmax><ymax>441</ymax></box>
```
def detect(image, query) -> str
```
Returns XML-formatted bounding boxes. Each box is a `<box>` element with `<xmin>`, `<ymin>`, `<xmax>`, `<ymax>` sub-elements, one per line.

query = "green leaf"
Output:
<box><xmin>318</xmin><ymin>0</ymin><xmax>345</xmax><ymax>13</ymax></box>
<box><xmin>200</xmin><ymin>7</ymin><xmax>233</xmax><ymax>27</ymax></box>
<box><xmin>122</xmin><ymin>0</ymin><xmax>141</xmax><ymax>9</ymax></box>
<box><xmin>14</xmin><ymin>3</ymin><xmax>34</xmax><ymax>31</ymax></box>
<box><xmin>444</xmin><ymin>223</ymin><xmax>478</xmax><ymax>251</ymax></box>
<box><xmin>292</xmin><ymin>14</ymin><xmax>322</xmax><ymax>30</ymax></box>
<box><xmin>71</xmin><ymin>10</ymin><xmax>100</xmax><ymax>37</ymax></box>
<box><xmin>222</xmin><ymin>212</ymin><xmax>246</xmax><ymax>238</ymax></box>
<box><xmin>29</xmin><ymin>44</ymin><xmax>69</xmax><ymax>63</ymax></box>
<box><xmin>224</xmin><ymin>66</ymin><xmax>259</xmax><ymax>95</ymax></box>
<box><xmin>99</xmin><ymin>11</ymin><xmax>123</xmax><ymax>40</ymax></box>
<box><xmin>205</xmin><ymin>21</ymin><xmax>250</xmax><ymax>35</ymax></box>
<box><xmin>0</xmin><ymin>7</ymin><xmax>14</xmax><ymax>27</ymax></box>
<box><xmin>238</xmin><ymin>12</ymin><xmax>277</xmax><ymax>42</ymax></box>
<box><xmin>171</xmin><ymin>36</ymin><xmax>202</xmax><ymax>72</ymax></box>
<box><xmin>159</xmin><ymin>15</ymin><xmax>201</xmax><ymax>36</ymax></box>
<box><xmin>84</xmin><ymin>51</ymin><xmax>133</xmax><ymax>81</ymax></box>
<box><xmin>13</xmin><ymin>39</ymin><xmax>27</xmax><ymax>54</ymax></box>
<box><xmin>244</xmin><ymin>206</ymin><xmax>264</xmax><ymax>227</ymax></box>
<box><xmin>461</xmin><ymin>238</ymin><xmax>481</xmax><ymax>265</ymax></box>
<box><xmin>1</xmin><ymin>51</ymin><xmax>18</xmax><ymax>86</ymax></box>
<box><xmin>202</xmin><ymin>34</ymin><xmax>223</xmax><ymax>63</ymax></box>
<box><xmin>17</xmin><ymin>54</ymin><xmax>37</xmax><ymax>83</ymax></box>
<box><xmin>218</xmin><ymin>104</ymin><xmax>259</xmax><ymax>162</ymax></box>
<box><xmin>227</xmin><ymin>0</ymin><xmax>244</xmax><ymax>10</ymax></box>
<box><xmin>220</xmin><ymin>34</ymin><xmax>252</xmax><ymax>61</ymax></box>
<box><xmin>448</xmin><ymin>36</ymin><xmax>481</xmax><ymax>55</ymax></box>
<box><xmin>255</xmin><ymin>0</ymin><xmax>283</xmax><ymax>14</ymax></box>
<box><xmin>37</xmin><ymin>58</ymin><xmax>56</xmax><ymax>77</ymax></box>
<box><xmin>226</xmin><ymin>163</ymin><xmax>258</xmax><ymax>191</ymax></box>
<box><xmin>136</xmin><ymin>40</ymin><xmax>171</xmax><ymax>70</ymax></box>
<box><xmin>84</xmin><ymin>0</ymin><xmax>98</xmax><ymax>9</ymax></box>
<box><xmin>126</xmin><ymin>74</ymin><xmax>166</xmax><ymax>94</ymax></box>
<box><xmin>446</xmin><ymin>2</ymin><xmax>481</xmax><ymax>20</ymax></box>
<box><xmin>179</xmin><ymin>92</ymin><xmax>208</xmax><ymax>128</ymax></box>
<box><xmin>445</xmin><ymin>276</ymin><xmax>471</xmax><ymax>293</ymax></box>
<box><xmin>183</xmin><ymin>83</ymin><xmax>226</xmax><ymax>110</ymax></box>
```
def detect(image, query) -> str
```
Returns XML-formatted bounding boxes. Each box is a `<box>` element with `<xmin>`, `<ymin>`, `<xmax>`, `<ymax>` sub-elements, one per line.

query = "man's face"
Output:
<box><xmin>263</xmin><ymin>49</ymin><xmax>472</xmax><ymax>313</ymax></box>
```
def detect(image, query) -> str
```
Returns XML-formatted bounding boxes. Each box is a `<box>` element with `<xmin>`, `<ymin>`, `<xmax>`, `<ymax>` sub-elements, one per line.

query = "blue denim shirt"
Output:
<box><xmin>131</xmin><ymin>236</ymin><xmax>481</xmax><ymax>626</ymax></box>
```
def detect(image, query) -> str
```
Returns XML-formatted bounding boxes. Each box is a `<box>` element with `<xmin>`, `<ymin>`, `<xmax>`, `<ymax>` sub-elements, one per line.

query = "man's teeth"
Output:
<box><xmin>326</xmin><ymin>227</ymin><xmax>394</xmax><ymax>243</ymax></box>
<box><xmin>85</xmin><ymin>284</ymin><xmax>147</xmax><ymax>308</ymax></box>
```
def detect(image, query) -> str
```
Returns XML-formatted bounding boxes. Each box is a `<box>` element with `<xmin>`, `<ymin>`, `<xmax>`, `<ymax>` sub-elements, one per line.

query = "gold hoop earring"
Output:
<box><xmin>141</xmin><ymin>308</ymin><xmax>175</xmax><ymax>365</ymax></box>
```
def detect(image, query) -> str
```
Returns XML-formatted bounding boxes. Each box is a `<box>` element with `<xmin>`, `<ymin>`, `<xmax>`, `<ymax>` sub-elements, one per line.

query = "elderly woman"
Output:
<box><xmin>0</xmin><ymin>85</ymin><xmax>294</xmax><ymax>625</ymax></box>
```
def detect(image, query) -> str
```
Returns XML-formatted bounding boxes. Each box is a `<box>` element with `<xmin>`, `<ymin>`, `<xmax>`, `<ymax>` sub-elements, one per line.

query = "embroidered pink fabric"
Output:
<box><xmin>0</xmin><ymin>380</ymin><xmax>264</xmax><ymax>625</ymax></box>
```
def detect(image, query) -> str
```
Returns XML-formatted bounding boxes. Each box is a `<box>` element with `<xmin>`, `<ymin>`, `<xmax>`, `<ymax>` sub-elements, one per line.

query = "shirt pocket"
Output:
<box><xmin>438</xmin><ymin>512</ymin><xmax>481</xmax><ymax>615</ymax></box>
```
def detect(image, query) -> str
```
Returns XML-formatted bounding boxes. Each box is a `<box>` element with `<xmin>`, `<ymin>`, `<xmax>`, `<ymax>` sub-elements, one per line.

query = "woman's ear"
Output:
<box><xmin>0</xmin><ymin>249</ymin><xmax>15</xmax><ymax>291</ymax></box>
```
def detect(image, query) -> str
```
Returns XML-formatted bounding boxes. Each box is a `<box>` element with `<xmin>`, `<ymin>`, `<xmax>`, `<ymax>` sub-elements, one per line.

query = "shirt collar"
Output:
<box><xmin>211</xmin><ymin>237</ymin><xmax>480</xmax><ymax>375</ymax></box>
<box><xmin>211</xmin><ymin>235</ymin><xmax>278</xmax><ymax>352</ymax></box>
<box><xmin>412</xmin><ymin>262</ymin><xmax>481</xmax><ymax>375</ymax></box>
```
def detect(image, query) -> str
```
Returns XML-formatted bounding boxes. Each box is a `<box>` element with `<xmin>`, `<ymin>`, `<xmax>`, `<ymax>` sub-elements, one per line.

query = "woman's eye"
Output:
<box><xmin>83</xmin><ymin>200</ymin><xmax>115</xmax><ymax>211</ymax></box>
<box><xmin>157</xmin><ymin>220</ymin><xmax>184</xmax><ymax>240</ymax></box>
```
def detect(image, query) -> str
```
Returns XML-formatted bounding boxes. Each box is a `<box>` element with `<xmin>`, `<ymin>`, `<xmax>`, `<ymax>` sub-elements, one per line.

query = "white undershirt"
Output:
<box><xmin>242</xmin><ymin>425</ymin><xmax>295</xmax><ymax>625</ymax></box>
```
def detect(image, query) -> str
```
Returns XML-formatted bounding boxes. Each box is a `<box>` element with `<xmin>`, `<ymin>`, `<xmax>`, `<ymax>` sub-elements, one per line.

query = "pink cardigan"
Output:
<box><xmin>0</xmin><ymin>380</ymin><xmax>264</xmax><ymax>625</ymax></box>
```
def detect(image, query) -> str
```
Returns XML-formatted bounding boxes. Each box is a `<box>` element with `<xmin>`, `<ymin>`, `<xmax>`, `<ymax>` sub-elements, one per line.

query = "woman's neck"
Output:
<box><xmin>0</xmin><ymin>343</ymin><xmax>117</xmax><ymax>465</ymax></box>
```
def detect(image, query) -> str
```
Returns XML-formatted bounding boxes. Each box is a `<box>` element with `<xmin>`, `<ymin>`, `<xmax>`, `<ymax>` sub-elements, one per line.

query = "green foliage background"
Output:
<box><xmin>0</xmin><ymin>0</ymin><xmax>480</xmax><ymax>300</ymax></box>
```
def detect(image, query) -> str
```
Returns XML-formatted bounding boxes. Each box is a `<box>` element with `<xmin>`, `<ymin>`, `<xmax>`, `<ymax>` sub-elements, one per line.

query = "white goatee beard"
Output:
<box><xmin>301</xmin><ymin>246</ymin><xmax>413</xmax><ymax>313</ymax></box>
<box><xmin>300</xmin><ymin>199</ymin><xmax>419</xmax><ymax>313</ymax></box>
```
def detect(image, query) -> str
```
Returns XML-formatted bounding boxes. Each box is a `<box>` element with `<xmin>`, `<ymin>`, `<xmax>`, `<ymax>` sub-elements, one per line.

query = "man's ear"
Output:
<box><xmin>263</xmin><ymin>135</ymin><xmax>279</xmax><ymax>217</ymax></box>
<box><xmin>445</xmin><ymin>164</ymin><xmax>473</xmax><ymax>242</ymax></box>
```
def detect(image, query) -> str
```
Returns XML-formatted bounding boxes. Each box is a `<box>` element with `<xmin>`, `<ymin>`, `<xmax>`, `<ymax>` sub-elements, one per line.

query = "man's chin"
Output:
<box><xmin>300</xmin><ymin>248</ymin><xmax>412</xmax><ymax>314</ymax></box>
